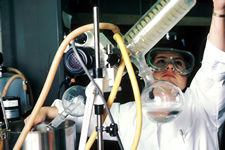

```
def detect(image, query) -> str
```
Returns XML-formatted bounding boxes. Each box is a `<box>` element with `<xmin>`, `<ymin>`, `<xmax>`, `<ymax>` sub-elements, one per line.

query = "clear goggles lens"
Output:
<box><xmin>146</xmin><ymin>48</ymin><xmax>195</xmax><ymax>75</ymax></box>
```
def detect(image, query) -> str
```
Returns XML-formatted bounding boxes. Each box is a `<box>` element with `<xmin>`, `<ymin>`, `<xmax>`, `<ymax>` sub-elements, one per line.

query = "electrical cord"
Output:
<box><xmin>71</xmin><ymin>41</ymin><xmax>115</xmax><ymax>124</ymax></box>
<box><xmin>71</xmin><ymin>40</ymin><xmax>124</xmax><ymax>150</ymax></box>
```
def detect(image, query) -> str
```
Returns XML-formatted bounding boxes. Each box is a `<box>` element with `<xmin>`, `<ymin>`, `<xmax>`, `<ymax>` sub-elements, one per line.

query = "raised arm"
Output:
<box><xmin>208</xmin><ymin>0</ymin><xmax>225</xmax><ymax>51</ymax></box>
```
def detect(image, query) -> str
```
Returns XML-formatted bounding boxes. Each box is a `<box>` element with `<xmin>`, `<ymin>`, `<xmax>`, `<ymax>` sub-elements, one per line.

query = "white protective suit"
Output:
<box><xmin>52</xmin><ymin>39</ymin><xmax>225</xmax><ymax>150</ymax></box>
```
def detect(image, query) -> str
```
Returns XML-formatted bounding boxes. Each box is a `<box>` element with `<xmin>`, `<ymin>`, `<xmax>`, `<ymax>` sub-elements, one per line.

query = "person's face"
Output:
<box><xmin>152</xmin><ymin>53</ymin><xmax>188</xmax><ymax>91</ymax></box>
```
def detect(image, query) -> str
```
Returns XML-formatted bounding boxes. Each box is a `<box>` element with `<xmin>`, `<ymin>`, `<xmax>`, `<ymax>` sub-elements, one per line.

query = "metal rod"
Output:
<box><xmin>95</xmin><ymin>105</ymin><xmax>104</xmax><ymax>150</ymax></box>
<box><xmin>93</xmin><ymin>6</ymin><xmax>100</xmax><ymax>69</ymax></box>
<box><xmin>0</xmin><ymin>92</ymin><xmax>9</xmax><ymax>130</ymax></box>
<box><xmin>93</xmin><ymin>5</ymin><xmax>104</xmax><ymax>150</ymax></box>
<box><xmin>96</xmin><ymin>113</ymin><xmax>104</xmax><ymax>150</ymax></box>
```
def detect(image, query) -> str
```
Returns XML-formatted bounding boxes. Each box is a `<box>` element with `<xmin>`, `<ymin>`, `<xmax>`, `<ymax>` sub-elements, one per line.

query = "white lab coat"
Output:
<box><xmin>53</xmin><ymin>40</ymin><xmax>225</xmax><ymax>150</ymax></box>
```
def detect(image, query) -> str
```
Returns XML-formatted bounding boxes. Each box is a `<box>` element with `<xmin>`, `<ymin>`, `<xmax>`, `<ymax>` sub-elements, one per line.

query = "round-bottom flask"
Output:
<box><xmin>141</xmin><ymin>80</ymin><xmax>184</xmax><ymax>123</ymax></box>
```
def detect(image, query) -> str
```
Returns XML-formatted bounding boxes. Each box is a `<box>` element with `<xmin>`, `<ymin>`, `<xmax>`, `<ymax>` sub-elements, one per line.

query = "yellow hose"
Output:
<box><xmin>2</xmin><ymin>74</ymin><xmax>27</xmax><ymax>97</ymax></box>
<box><xmin>113</xmin><ymin>33</ymin><xmax>142</xmax><ymax>150</ymax></box>
<box><xmin>85</xmin><ymin>58</ymin><xmax>126</xmax><ymax>150</ymax></box>
<box><xmin>2</xmin><ymin>67</ymin><xmax>34</xmax><ymax>107</ymax></box>
<box><xmin>7</xmin><ymin>67</ymin><xmax>25</xmax><ymax>76</ymax></box>
<box><xmin>13</xmin><ymin>23</ymin><xmax>120</xmax><ymax>150</ymax></box>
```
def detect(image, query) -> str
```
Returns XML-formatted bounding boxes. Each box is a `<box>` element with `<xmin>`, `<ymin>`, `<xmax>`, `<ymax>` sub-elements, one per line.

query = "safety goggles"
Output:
<box><xmin>146</xmin><ymin>48</ymin><xmax>195</xmax><ymax>75</ymax></box>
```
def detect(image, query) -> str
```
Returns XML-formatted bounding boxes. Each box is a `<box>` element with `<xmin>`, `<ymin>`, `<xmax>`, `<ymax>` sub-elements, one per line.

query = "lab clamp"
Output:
<box><xmin>12</xmin><ymin>0</ymin><xmax>196</xmax><ymax>150</ymax></box>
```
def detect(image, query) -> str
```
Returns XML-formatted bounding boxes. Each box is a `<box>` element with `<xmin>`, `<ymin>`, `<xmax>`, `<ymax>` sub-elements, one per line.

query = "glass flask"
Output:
<box><xmin>62</xmin><ymin>85</ymin><xmax>86</xmax><ymax>117</ymax></box>
<box><xmin>141</xmin><ymin>80</ymin><xmax>184</xmax><ymax>123</ymax></box>
<box><xmin>50</xmin><ymin>85</ymin><xmax>86</xmax><ymax>128</ymax></box>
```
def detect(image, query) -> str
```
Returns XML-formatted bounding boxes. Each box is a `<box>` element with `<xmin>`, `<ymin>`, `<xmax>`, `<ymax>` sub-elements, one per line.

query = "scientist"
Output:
<box><xmin>25</xmin><ymin>0</ymin><xmax>225</xmax><ymax>149</ymax></box>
